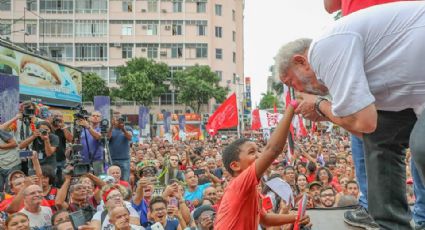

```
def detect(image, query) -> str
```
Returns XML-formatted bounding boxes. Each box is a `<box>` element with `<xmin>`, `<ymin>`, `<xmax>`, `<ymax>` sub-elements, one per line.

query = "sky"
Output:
<box><xmin>244</xmin><ymin>0</ymin><xmax>335</xmax><ymax>107</ymax></box>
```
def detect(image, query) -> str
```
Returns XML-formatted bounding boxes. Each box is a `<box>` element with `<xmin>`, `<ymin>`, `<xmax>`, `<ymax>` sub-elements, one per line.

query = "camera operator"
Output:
<box><xmin>108</xmin><ymin>112</ymin><xmax>132</xmax><ymax>182</ymax></box>
<box><xmin>47</xmin><ymin>111</ymin><xmax>73</xmax><ymax>185</ymax></box>
<box><xmin>19</xmin><ymin>121</ymin><xmax>59</xmax><ymax>170</ymax></box>
<box><xmin>78</xmin><ymin>111</ymin><xmax>103</xmax><ymax>176</ymax></box>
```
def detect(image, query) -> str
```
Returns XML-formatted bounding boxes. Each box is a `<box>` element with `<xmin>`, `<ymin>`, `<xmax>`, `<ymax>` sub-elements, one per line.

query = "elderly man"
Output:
<box><xmin>20</xmin><ymin>184</ymin><xmax>52</xmax><ymax>229</ymax></box>
<box><xmin>274</xmin><ymin>2</ymin><xmax>425</xmax><ymax>229</ymax></box>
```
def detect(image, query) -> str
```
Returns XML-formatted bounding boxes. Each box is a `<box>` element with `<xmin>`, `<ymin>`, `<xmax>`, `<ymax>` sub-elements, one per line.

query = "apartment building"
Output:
<box><xmin>0</xmin><ymin>0</ymin><xmax>244</xmax><ymax>114</ymax></box>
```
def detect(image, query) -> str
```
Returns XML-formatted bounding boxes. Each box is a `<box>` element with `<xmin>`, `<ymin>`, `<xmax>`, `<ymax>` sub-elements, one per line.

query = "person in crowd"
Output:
<box><xmin>183</xmin><ymin>169</ymin><xmax>219</xmax><ymax>207</ymax></box>
<box><xmin>193</xmin><ymin>205</ymin><xmax>215</xmax><ymax>230</ymax></box>
<box><xmin>296</xmin><ymin>174</ymin><xmax>309</xmax><ymax>195</ymax></box>
<box><xmin>79</xmin><ymin>111</ymin><xmax>104</xmax><ymax>176</ymax></box>
<box><xmin>91</xmin><ymin>184</ymin><xmax>140</xmax><ymax>229</ymax></box>
<box><xmin>47</xmin><ymin>111</ymin><xmax>72</xmax><ymax>186</ymax></box>
<box><xmin>5</xmin><ymin>212</ymin><xmax>30</xmax><ymax>230</ymax></box>
<box><xmin>344</xmin><ymin>180</ymin><xmax>360</xmax><ymax>199</ymax></box>
<box><xmin>215</xmin><ymin>105</ymin><xmax>311</xmax><ymax>229</ymax></box>
<box><xmin>40</xmin><ymin>165</ymin><xmax>58</xmax><ymax>212</ymax></box>
<box><xmin>19</xmin><ymin>121</ymin><xmax>59</xmax><ymax>170</ymax></box>
<box><xmin>108</xmin><ymin>112</ymin><xmax>133</xmax><ymax>182</ymax></box>
<box><xmin>19</xmin><ymin>185</ymin><xmax>52</xmax><ymax>229</ymax></box>
<box><xmin>51</xmin><ymin>210</ymin><xmax>70</xmax><ymax>226</ymax></box>
<box><xmin>109</xmin><ymin>206</ymin><xmax>145</xmax><ymax>230</ymax></box>
<box><xmin>145</xmin><ymin>196</ymin><xmax>181</xmax><ymax>230</ymax></box>
<box><xmin>202</xmin><ymin>187</ymin><xmax>218</xmax><ymax>205</ymax></box>
<box><xmin>108</xmin><ymin>165</ymin><xmax>131</xmax><ymax>188</ymax></box>
<box><xmin>282</xmin><ymin>166</ymin><xmax>296</xmax><ymax>192</ymax></box>
<box><xmin>319</xmin><ymin>187</ymin><xmax>336</xmax><ymax>208</ymax></box>
<box><xmin>316</xmin><ymin>167</ymin><xmax>341</xmax><ymax>193</ymax></box>
<box><xmin>308</xmin><ymin>181</ymin><xmax>323</xmax><ymax>208</ymax></box>
<box><xmin>0</xmin><ymin>129</ymin><xmax>20</xmax><ymax>193</ymax></box>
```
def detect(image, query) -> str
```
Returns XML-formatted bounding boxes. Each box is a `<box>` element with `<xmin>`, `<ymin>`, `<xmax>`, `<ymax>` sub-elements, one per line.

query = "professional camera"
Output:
<box><xmin>63</xmin><ymin>144</ymin><xmax>91</xmax><ymax>177</ymax></box>
<box><xmin>100</xmin><ymin>119</ymin><xmax>109</xmax><ymax>134</ymax></box>
<box><xmin>23</xmin><ymin>106</ymin><xmax>35</xmax><ymax>117</ymax></box>
<box><xmin>73</xmin><ymin>105</ymin><xmax>89</xmax><ymax>120</ymax></box>
<box><xmin>117</xmin><ymin>116</ymin><xmax>125</xmax><ymax>123</ymax></box>
<box><xmin>52</xmin><ymin>117</ymin><xmax>62</xmax><ymax>127</ymax></box>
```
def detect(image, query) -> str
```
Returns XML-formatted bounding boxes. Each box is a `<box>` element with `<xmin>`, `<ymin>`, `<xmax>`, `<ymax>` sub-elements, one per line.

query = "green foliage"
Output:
<box><xmin>271</xmin><ymin>81</ymin><xmax>284</xmax><ymax>96</ymax></box>
<box><xmin>173</xmin><ymin>65</ymin><xmax>228</xmax><ymax>113</ymax></box>
<box><xmin>81</xmin><ymin>72</ymin><xmax>109</xmax><ymax>102</ymax></box>
<box><xmin>114</xmin><ymin>58</ymin><xmax>169</xmax><ymax>105</ymax></box>
<box><xmin>259</xmin><ymin>91</ymin><xmax>280</xmax><ymax>110</ymax></box>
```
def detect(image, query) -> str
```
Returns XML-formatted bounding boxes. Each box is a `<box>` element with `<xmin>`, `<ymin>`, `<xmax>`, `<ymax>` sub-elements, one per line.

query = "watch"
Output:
<box><xmin>314</xmin><ymin>96</ymin><xmax>329</xmax><ymax>117</ymax></box>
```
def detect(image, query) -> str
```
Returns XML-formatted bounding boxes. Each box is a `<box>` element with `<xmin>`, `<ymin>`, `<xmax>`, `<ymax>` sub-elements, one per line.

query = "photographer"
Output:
<box><xmin>78</xmin><ymin>111</ymin><xmax>103</xmax><ymax>176</ymax></box>
<box><xmin>108</xmin><ymin>112</ymin><xmax>132</xmax><ymax>182</ymax></box>
<box><xmin>47</xmin><ymin>111</ymin><xmax>73</xmax><ymax>185</ymax></box>
<box><xmin>19</xmin><ymin>121</ymin><xmax>59</xmax><ymax>169</ymax></box>
<box><xmin>0</xmin><ymin>129</ymin><xmax>20</xmax><ymax>192</ymax></box>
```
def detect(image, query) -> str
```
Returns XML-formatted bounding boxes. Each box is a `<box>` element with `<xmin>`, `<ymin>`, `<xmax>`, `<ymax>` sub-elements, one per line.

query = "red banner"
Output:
<box><xmin>251</xmin><ymin>109</ymin><xmax>261</xmax><ymax>130</ymax></box>
<box><xmin>206</xmin><ymin>93</ymin><xmax>238</xmax><ymax>136</ymax></box>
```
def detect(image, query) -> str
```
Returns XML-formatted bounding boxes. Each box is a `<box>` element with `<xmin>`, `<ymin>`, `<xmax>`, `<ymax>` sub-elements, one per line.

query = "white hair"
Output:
<box><xmin>273</xmin><ymin>38</ymin><xmax>312</xmax><ymax>82</ymax></box>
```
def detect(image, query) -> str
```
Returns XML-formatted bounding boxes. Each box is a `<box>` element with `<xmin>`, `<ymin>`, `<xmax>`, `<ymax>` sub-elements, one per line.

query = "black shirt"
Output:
<box><xmin>32</xmin><ymin>133</ymin><xmax>59</xmax><ymax>166</ymax></box>
<box><xmin>54</xmin><ymin>128</ymin><xmax>67</xmax><ymax>162</ymax></box>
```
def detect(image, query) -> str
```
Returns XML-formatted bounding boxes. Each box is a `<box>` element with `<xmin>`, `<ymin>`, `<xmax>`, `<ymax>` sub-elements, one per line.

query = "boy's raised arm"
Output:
<box><xmin>255</xmin><ymin>103</ymin><xmax>296</xmax><ymax>179</ymax></box>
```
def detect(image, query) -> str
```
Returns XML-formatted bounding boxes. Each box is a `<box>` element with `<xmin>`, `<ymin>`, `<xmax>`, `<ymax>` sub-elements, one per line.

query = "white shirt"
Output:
<box><xmin>308</xmin><ymin>1</ymin><xmax>425</xmax><ymax>117</ymax></box>
<box><xmin>20</xmin><ymin>206</ymin><xmax>52</xmax><ymax>228</ymax></box>
<box><xmin>92</xmin><ymin>204</ymin><xmax>139</xmax><ymax>230</ymax></box>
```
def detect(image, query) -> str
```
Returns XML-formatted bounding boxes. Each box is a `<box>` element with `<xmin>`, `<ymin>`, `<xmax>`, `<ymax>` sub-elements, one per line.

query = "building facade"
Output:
<box><xmin>0</xmin><ymin>0</ymin><xmax>244</xmax><ymax>114</ymax></box>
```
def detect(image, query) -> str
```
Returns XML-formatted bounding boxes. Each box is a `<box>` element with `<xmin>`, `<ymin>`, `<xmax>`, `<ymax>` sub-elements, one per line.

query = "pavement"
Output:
<box><xmin>308</xmin><ymin>208</ymin><xmax>364</xmax><ymax>230</ymax></box>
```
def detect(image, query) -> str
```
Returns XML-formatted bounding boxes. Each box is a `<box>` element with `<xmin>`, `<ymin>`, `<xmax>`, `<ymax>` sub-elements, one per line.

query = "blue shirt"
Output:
<box><xmin>184</xmin><ymin>182</ymin><xmax>211</xmax><ymax>202</ymax></box>
<box><xmin>131</xmin><ymin>199</ymin><xmax>149</xmax><ymax>227</ymax></box>
<box><xmin>146</xmin><ymin>219</ymin><xmax>179</xmax><ymax>230</ymax></box>
<box><xmin>132</xmin><ymin>129</ymin><xmax>140</xmax><ymax>143</ymax></box>
<box><xmin>108</xmin><ymin>126</ymin><xmax>132</xmax><ymax>160</ymax></box>
<box><xmin>80</xmin><ymin>127</ymin><xmax>103</xmax><ymax>163</ymax></box>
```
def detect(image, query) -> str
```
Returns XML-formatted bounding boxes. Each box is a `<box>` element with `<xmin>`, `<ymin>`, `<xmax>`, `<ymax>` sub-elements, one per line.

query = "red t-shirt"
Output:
<box><xmin>119</xmin><ymin>180</ymin><xmax>130</xmax><ymax>188</ymax></box>
<box><xmin>341</xmin><ymin>0</ymin><xmax>402</xmax><ymax>15</ymax></box>
<box><xmin>215</xmin><ymin>163</ymin><xmax>264</xmax><ymax>230</ymax></box>
<box><xmin>0</xmin><ymin>196</ymin><xmax>51</xmax><ymax>212</ymax></box>
<box><xmin>307</xmin><ymin>173</ymin><xmax>316</xmax><ymax>183</ymax></box>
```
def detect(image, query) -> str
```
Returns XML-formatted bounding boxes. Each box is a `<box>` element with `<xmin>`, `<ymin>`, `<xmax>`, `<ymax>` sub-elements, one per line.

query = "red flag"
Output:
<box><xmin>297</xmin><ymin>115</ymin><xmax>308</xmax><ymax>137</ymax></box>
<box><xmin>273</xmin><ymin>101</ymin><xmax>277</xmax><ymax>113</ymax></box>
<box><xmin>206</xmin><ymin>93</ymin><xmax>238</xmax><ymax>136</ymax></box>
<box><xmin>251</xmin><ymin>109</ymin><xmax>261</xmax><ymax>130</ymax></box>
<box><xmin>311</xmin><ymin>122</ymin><xmax>317</xmax><ymax>134</ymax></box>
<box><xmin>285</xmin><ymin>86</ymin><xmax>295</xmax><ymax>156</ymax></box>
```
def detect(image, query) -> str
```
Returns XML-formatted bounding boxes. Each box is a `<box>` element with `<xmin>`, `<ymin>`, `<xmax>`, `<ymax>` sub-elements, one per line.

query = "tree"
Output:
<box><xmin>81</xmin><ymin>72</ymin><xmax>109</xmax><ymax>102</ymax></box>
<box><xmin>173</xmin><ymin>65</ymin><xmax>228</xmax><ymax>113</ymax></box>
<box><xmin>271</xmin><ymin>81</ymin><xmax>284</xmax><ymax>96</ymax></box>
<box><xmin>259</xmin><ymin>91</ymin><xmax>280</xmax><ymax>110</ymax></box>
<box><xmin>114</xmin><ymin>58</ymin><xmax>169</xmax><ymax>105</ymax></box>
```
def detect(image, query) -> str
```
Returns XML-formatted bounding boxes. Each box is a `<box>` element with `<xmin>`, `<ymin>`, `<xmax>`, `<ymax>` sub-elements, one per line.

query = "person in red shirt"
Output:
<box><xmin>108</xmin><ymin>165</ymin><xmax>130</xmax><ymax>189</ymax></box>
<box><xmin>215</xmin><ymin>103</ymin><xmax>310</xmax><ymax>230</ymax></box>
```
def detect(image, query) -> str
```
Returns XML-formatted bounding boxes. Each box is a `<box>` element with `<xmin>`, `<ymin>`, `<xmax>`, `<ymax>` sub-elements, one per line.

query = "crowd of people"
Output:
<box><xmin>0</xmin><ymin>97</ymin><xmax>418</xmax><ymax>230</ymax></box>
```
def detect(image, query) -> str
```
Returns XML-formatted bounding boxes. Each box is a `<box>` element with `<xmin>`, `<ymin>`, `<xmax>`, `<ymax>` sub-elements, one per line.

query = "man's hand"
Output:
<box><xmin>78</xmin><ymin>119</ymin><xmax>90</xmax><ymax>129</ymax></box>
<box><xmin>137</xmin><ymin>177</ymin><xmax>149</xmax><ymax>190</ymax></box>
<box><xmin>295</xmin><ymin>93</ymin><xmax>321</xmax><ymax>121</ymax></box>
<box><xmin>32</xmin><ymin>129</ymin><xmax>41</xmax><ymax>138</ymax></box>
<box><xmin>299</xmin><ymin>215</ymin><xmax>311</xmax><ymax>227</ymax></box>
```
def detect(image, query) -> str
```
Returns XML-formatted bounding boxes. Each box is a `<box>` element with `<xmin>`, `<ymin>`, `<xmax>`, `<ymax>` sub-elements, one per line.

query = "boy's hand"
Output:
<box><xmin>299</xmin><ymin>215</ymin><xmax>311</xmax><ymax>227</ymax></box>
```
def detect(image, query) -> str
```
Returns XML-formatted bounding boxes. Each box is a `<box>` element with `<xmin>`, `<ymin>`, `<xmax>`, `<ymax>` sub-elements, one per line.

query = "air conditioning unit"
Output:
<box><xmin>165</xmin><ymin>25</ymin><xmax>171</xmax><ymax>30</ymax></box>
<box><xmin>141</xmin><ymin>9</ymin><xmax>146</xmax><ymax>12</ymax></box>
<box><xmin>161</xmin><ymin>9</ymin><xmax>167</xmax><ymax>13</ymax></box>
<box><xmin>112</xmin><ymin>43</ymin><xmax>121</xmax><ymax>47</ymax></box>
<box><xmin>160</xmin><ymin>51</ymin><xmax>167</xmax><ymax>56</ymax></box>
<box><xmin>141</xmin><ymin>48</ymin><xmax>147</xmax><ymax>52</ymax></box>
<box><xmin>142</xmin><ymin>25</ymin><xmax>148</xmax><ymax>30</ymax></box>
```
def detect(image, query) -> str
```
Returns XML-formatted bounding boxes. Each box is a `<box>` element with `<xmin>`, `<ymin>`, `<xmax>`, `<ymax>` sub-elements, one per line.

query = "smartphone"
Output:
<box><xmin>194</xmin><ymin>169</ymin><xmax>205</xmax><ymax>176</ymax></box>
<box><xmin>19</xmin><ymin>150</ymin><xmax>33</xmax><ymax>158</ymax></box>
<box><xmin>69</xmin><ymin>210</ymin><xmax>86</xmax><ymax>229</ymax></box>
<box><xmin>150</xmin><ymin>222</ymin><xmax>165</xmax><ymax>230</ymax></box>
<box><xmin>169</xmin><ymin>197</ymin><xmax>178</xmax><ymax>207</ymax></box>
<box><xmin>262</xmin><ymin>196</ymin><xmax>273</xmax><ymax>211</ymax></box>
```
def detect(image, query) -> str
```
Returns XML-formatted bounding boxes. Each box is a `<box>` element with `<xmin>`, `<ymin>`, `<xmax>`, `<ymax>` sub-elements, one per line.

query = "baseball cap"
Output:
<box><xmin>193</xmin><ymin>205</ymin><xmax>215</xmax><ymax>221</ymax></box>
<box><xmin>8</xmin><ymin>170</ymin><xmax>25</xmax><ymax>185</ymax></box>
<box><xmin>308</xmin><ymin>181</ymin><xmax>323</xmax><ymax>190</ymax></box>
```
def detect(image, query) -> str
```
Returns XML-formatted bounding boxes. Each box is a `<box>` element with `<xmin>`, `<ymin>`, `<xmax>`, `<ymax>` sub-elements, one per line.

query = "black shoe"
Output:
<box><xmin>344</xmin><ymin>206</ymin><xmax>380</xmax><ymax>230</ymax></box>
<box><xmin>415</xmin><ymin>222</ymin><xmax>425</xmax><ymax>230</ymax></box>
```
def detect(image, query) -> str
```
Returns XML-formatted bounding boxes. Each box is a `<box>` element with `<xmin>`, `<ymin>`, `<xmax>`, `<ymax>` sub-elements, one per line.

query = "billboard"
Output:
<box><xmin>0</xmin><ymin>42</ymin><xmax>82</xmax><ymax>107</ymax></box>
<box><xmin>0</xmin><ymin>74</ymin><xmax>19</xmax><ymax>123</ymax></box>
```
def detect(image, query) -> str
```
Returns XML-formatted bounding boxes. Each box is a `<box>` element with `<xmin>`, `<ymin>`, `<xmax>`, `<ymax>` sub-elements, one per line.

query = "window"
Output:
<box><xmin>232</xmin><ymin>10</ymin><xmax>236</xmax><ymax>21</ymax></box>
<box><xmin>215</xmin><ymin>26</ymin><xmax>222</xmax><ymax>38</ymax></box>
<box><xmin>147</xmin><ymin>24</ymin><xmax>157</xmax><ymax>35</ymax></box>
<box><xmin>144</xmin><ymin>44</ymin><xmax>158</xmax><ymax>59</ymax></box>
<box><xmin>148</xmin><ymin>0</ymin><xmax>158</xmax><ymax>12</ymax></box>
<box><xmin>215</xmin><ymin>48</ymin><xmax>222</xmax><ymax>59</ymax></box>
<box><xmin>26</xmin><ymin>24</ymin><xmax>37</xmax><ymax>35</ymax></box>
<box><xmin>215</xmin><ymin>4</ymin><xmax>222</xmax><ymax>16</ymax></box>
<box><xmin>233</xmin><ymin>31</ymin><xmax>236</xmax><ymax>42</ymax></box>
<box><xmin>75</xmin><ymin>20</ymin><xmax>107</xmax><ymax>37</ymax></box>
<box><xmin>75</xmin><ymin>0</ymin><xmax>108</xmax><ymax>13</ymax></box>
<box><xmin>40</xmin><ymin>0</ymin><xmax>73</xmax><ymax>13</ymax></box>
<box><xmin>215</xmin><ymin>71</ymin><xmax>223</xmax><ymax>80</ymax></box>
<box><xmin>196</xmin><ymin>44</ymin><xmax>207</xmax><ymax>58</ymax></box>
<box><xmin>40</xmin><ymin>20</ymin><xmax>73</xmax><ymax>37</ymax></box>
<box><xmin>75</xmin><ymin>43</ymin><xmax>107</xmax><ymax>61</ymax></box>
<box><xmin>121</xmin><ymin>24</ymin><xmax>133</xmax><ymax>36</ymax></box>
<box><xmin>26</xmin><ymin>0</ymin><xmax>37</xmax><ymax>11</ymax></box>
<box><xmin>0</xmin><ymin>21</ymin><xmax>12</xmax><ymax>36</ymax></box>
<box><xmin>122</xmin><ymin>0</ymin><xmax>132</xmax><ymax>12</ymax></box>
<box><xmin>170</xmin><ymin>44</ymin><xmax>183</xmax><ymax>58</ymax></box>
<box><xmin>173</xmin><ymin>1</ymin><xmax>182</xmax><ymax>13</ymax></box>
<box><xmin>43</xmin><ymin>44</ymin><xmax>73</xmax><ymax>61</ymax></box>
<box><xmin>80</xmin><ymin>67</ymin><xmax>108</xmax><ymax>82</ymax></box>
<box><xmin>196</xmin><ymin>2</ymin><xmax>206</xmax><ymax>13</ymax></box>
<box><xmin>197</xmin><ymin>25</ymin><xmax>206</xmax><ymax>36</ymax></box>
<box><xmin>109</xmin><ymin>67</ymin><xmax>118</xmax><ymax>83</ymax></box>
<box><xmin>0</xmin><ymin>0</ymin><xmax>11</xmax><ymax>11</ymax></box>
<box><xmin>122</xmin><ymin>44</ymin><xmax>133</xmax><ymax>59</ymax></box>
<box><xmin>172</xmin><ymin>25</ymin><xmax>182</xmax><ymax>35</ymax></box>
<box><xmin>233</xmin><ymin>52</ymin><xmax>236</xmax><ymax>63</ymax></box>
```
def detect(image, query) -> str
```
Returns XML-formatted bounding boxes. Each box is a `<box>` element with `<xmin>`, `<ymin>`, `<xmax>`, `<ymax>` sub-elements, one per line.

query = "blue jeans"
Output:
<box><xmin>412</xmin><ymin>155</ymin><xmax>425</xmax><ymax>224</ymax></box>
<box><xmin>112</xmin><ymin>159</ymin><xmax>130</xmax><ymax>182</ymax></box>
<box><xmin>350</xmin><ymin>135</ymin><xmax>368</xmax><ymax>209</ymax></box>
